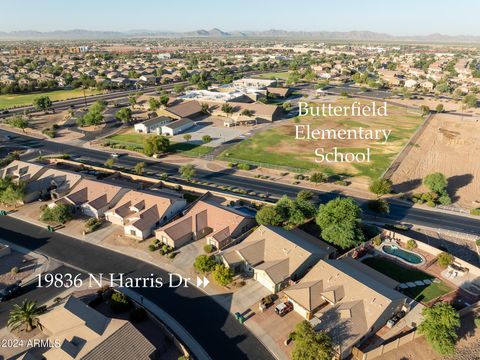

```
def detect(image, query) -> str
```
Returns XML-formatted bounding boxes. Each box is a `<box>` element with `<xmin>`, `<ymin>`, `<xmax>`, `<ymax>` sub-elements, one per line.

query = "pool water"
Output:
<box><xmin>382</xmin><ymin>245</ymin><xmax>423</xmax><ymax>265</ymax></box>
<box><xmin>234</xmin><ymin>206</ymin><xmax>257</xmax><ymax>217</ymax></box>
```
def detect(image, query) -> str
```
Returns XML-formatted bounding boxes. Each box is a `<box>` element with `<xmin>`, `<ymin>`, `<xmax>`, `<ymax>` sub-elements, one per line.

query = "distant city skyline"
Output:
<box><xmin>2</xmin><ymin>0</ymin><xmax>480</xmax><ymax>36</ymax></box>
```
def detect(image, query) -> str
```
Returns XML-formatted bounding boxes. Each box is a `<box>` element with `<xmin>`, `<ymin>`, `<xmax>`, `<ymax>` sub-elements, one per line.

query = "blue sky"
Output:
<box><xmin>2</xmin><ymin>0</ymin><xmax>479</xmax><ymax>35</ymax></box>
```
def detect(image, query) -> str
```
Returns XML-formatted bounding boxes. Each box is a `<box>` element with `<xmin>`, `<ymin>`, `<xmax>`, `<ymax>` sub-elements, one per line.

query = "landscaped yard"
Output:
<box><xmin>0</xmin><ymin>88</ymin><xmax>104</xmax><ymax>109</ymax></box>
<box><xmin>105</xmin><ymin>132</ymin><xmax>214</xmax><ymax>157</ymax></box>
<box><xmin>220</xmin><ymin>98</ymin><xmax>424</xmax><ymax>179</ymax></box>
<box><xmin>362</xmin><ymin>257</ymin><xmax>452</xmax><ymax>303</ymax></box>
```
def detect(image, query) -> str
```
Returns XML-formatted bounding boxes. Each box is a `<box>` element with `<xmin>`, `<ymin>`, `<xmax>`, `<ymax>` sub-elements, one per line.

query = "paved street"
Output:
<box><xmin>0</xmin><ymin>216</ymin><xmax>274</xmax><ymax>360</ymax></box>
<box><xmin>2</xmin><ymin>128</ymin><xmax>480</xmax><ymax>238</ymax></box>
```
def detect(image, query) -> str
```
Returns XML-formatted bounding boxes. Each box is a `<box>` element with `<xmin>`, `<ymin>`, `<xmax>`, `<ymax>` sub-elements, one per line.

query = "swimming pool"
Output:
<box><xmin>382</xmin><ymin>245</ymin><xmax>424</xmax><ymax>265</ymax></box>
<box><xmin>234</xmin><ymin>206</ymin><xmax>257</xmax><ymax>217</ymax></box>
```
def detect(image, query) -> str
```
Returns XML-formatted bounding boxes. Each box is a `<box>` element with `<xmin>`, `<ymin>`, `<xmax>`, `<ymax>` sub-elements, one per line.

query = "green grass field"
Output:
<box><xmin>0</xmin><ymin>88</ymin><xmax>103</xmax><ymax>110</ymax></box>
<box><xmin>255</xmin><ymin>72</ymin><xmax>291</xmax><ymax>80</ymax></box>
<box><xmin>220</xmin><ymin>98</ymin><xmax>423</xmax><ymax>179</ymax></box>
<box><xmin>106</xmin><ymin>132</ymin><xmax>213</xmax><ymax>157</ymax></box>
<box><xmin>362</xmin><ymin>257</ymin><xmax>452</xmax><ymax>303</ymax></box>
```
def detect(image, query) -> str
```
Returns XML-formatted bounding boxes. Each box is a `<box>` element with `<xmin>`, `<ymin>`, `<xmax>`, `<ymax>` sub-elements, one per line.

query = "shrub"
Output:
<box><xmin>372</xmin><ymin>235</ymin><xmax>382</xmax><ymax>246</ymax></box>
<box><xmin>476</xmin><ymin>239</ymin><xmax>480</xmax><ymax>246</ymax></box>
<box><xmin>194</xmin><ymin>255</ymin><xmax>216</xmax><ymax>273</ymax></box>
<box><xmin>438</xmin><ymin>193</ymin><xmax>452</xmax><ymax>205</ymax></box>
<box><xmin>84</xmin><ymin>217</ymin><xmax>102</xmax><ymax>233</ymax></box>
<box><xmin>40</xmin><ymin>203</ymin><xmax>73</xmax><ymax>224</ymax></box>
<box><xmin>437</xmin><ymin>252</ymin><xmax>454</xmax><ymax>268</ymax></box>
<box><xmin>310</xmin><ymin>172</ymin><xmax>326</xmax><ymax>183</ymax></box>
<box><xmin>470</xmin><ymin>208</ymin><xmax>480</xmax><ymax>216</ymax></box>
<box><xmin>407</xmin><ymin>239</ymin><xmax>418</xmax><ymax>250</ymax></box>
<box><xmin>426</xmin><ymin>200</ymin><xmax>436</xmax><ymax>207</ymax></box>
<box><xmin>213</xmin><ymin>264</ymin><xmax>233</xmax><ymax>286</ymax></box>
<box><xmin>168</xmin><ymin>252</ymin><xmax>176</xmax><ymax>259</ymax></box>
<box><xmin>10</xmin><ymin>266</ymin><xmax>19</xmax><ymax>274</ymax></box>
<box><xmin>148</xmin><ymin>244</ymin><xmax>156</xmax><ymax>252</ymax></box>
<box><xmin>203</xmin><ymin>244</ymin><xmax>214</xmax><ymax>253</ymax></box>
<box><xmin>475</xmin><ymin>317</ymin><xmax>480</xmax><ymax>328</ymax></box>
<box><xmin>110</xmin><ymin>292</ymin><xmax>131</xmax><ymax>313</ymax></box>
<box><xmin>237</xmin><ymin>163</ymin><xmax>251</xmax><ymax>171</ymax></box>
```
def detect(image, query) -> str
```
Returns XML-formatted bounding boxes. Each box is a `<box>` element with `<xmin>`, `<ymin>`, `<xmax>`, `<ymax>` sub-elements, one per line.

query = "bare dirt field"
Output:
<box><xmin>390</xmin><ymin>113</ymin><xmax>480</xmax><ymax>209</ymax></box>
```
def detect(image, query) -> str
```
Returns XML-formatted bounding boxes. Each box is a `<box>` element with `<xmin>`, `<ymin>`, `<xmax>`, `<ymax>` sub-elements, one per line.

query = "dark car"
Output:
<box><xmin>1</xmin><ymin>110</ymin><xmax>10</xmax><ymax>114</ymax></box>
<box><xmin>0</xmin><ymin>283</ymin><xmax>22</xmax><ymax>302</ymax></box>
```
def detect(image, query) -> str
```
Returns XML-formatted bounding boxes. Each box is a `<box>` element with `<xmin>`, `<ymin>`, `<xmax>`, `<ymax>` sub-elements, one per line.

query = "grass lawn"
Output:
<box><xmin>0</xmin><ymin>88</ymin><xmax>103</xmax><ymax>110</ymax></box>
<box><xmin>362</xmin><ymin>257</ymin><xmax>452</xmax><ymax>303</ymax></box>
<box><xmin>106</xmin><ymin>133</ymin><xmax>213</xmax><ymax>157</ymax></box>
<box><xmin>255</xmin><ymin>72</ymin><xmax>291</xmax><ymax>80</ymax></box>
<box><xmin>220</xmin><ymin>98</ymin><xmax>423</xmax><ymax>179</ymax></box>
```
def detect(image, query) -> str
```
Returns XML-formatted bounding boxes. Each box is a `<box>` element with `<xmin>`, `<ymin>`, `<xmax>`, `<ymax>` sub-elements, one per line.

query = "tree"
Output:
<box><xmin>8</xmin><ymin>300</ymin><xmax>43</xmax><ymax>332</ymax></box>
<box><xmin>115</xmin><ymin>107</ymin><xmax>132</xmax><ymax>123</ymax></box>
<box><xmin>134</xmin><ymin>162</ymin><xmax>145</xmax><ymax>175</ymax></box>
<box><xmin>418</xmin><ymin>302</ymin><xmax>460</xmax><ymax>355</ymax></box>
<box><xmin>148</xmin><ymin>97</ymin><xmax>160</xmax><ymax>111</ymax></box>
<box><xmin>173</xmin><ymin>84</ymin><xmax>185</xmax><ymax>94</ymax></box>
<box><xmin>420</xmin><ymin>105</ymin><xmax>430</xmax><ymax>116</ymax></box>
<box><xmin>143</xmin><ymin>135</ymin><xmax>170</xmax><ymax>156</ymax></box>
<box><xmin>7</xmin><ymin>115</ymin><xmax>28</xmax><ymax>132</ymax></box>
<box><xmin>40</xmin><ymin>203</ymin><xmax>73</xmax><ymax>224</ymax></box>
<box><xmin>437</xmin><ymin>252</ymin><xmax>454</xmax><ymax>268</ymax></box>
<box><xmin>179</xmin><ymin>164</ymin><xmax>196</xmax><ymax>181</ymax></box>
<box><xmin>202</xmin><ymin>134</ymin><xmax>212</xmax><ymax>143</ymax></box>
<box><xmin>213</xmin><ymin>264</ymin><xmax>233</xmax><ymax>286</ymax></box>
<box><xmin>435</xmin><ymin>104</ymin><xmax>444</xmax><ymax>113</ymax></box>
<box><xmin>0</xmin><ymin>177</ymin><xmax>25</xmax><ymax>205</ymax></box>
<box><xmin>128</xmin><ymin>95</ymin><xmax>138</xmax><ymax>108</ymax></box>
<box><xmin>193</xmin><ymin>255</ymin><xmax>216</xmax><ymax>273</ymax></box>
<box><xmin>221</xmin><ymin>103</ymin><xmax>233</xmax><ymax>116</ymax></box>
<box><xmin>183</xmin><ymin>134</ymin><xmax>192</xmax><ymax>142</ymax></box>
<box><xmin>316</xmin><ymin>197</ymin><xmax>365</xmax><ymax>249</ymax></box>
<box><xmin>463</xmin><ymin>93</ymin><xmax>477</xmax><ymax>108</ymax></box>
<box><xmin>104</xmin><ymin>158</ymin><xmax>115</xmax><ymax>168</ymax></box>
<box><xmin>33</xmin><ymin>96</ymin><xmax>52</xmax><ymax>113</ymax></box>
<box><xmin>241</xmin><ymin>109</ymin><xmax>253</xmax><ymax>117</ymax></box>
<box><xmin>423</xmin><ymin>172</ymin><xmax>448</xmax><ymax>194</ymax></box>
<box><xmin>159</xmin><ymin>94</ymin><xmax>170</xmax><ymax>107</ymax></box>
<box><xmin>367</xmin><ymin>199</ymin><xmax>390</xmax><ymax>214</ymax></box>
<box><xmin>255</xmin><ymin>206</ymin><xmax>284</xmax><ymax>226</ymax></box>
<box><xmin>291</xmin><ymin>320</ymin><xmax>333</xmax><ymax>360</ymax></box>
<box><xmin>369</xmin><ymin>178</ymin><xmax>392</xmax><ymax>196</ymax></box>
<box><xmin>201</xmin><ymin>103</ymin><xmax>210</xmax><ymax>114</ymax></box>
<box><xmin>310</xmin><ymin>172</ymin><xmax>326</xmax><ymax>183</ymax></box>
<box><xmin>297</xmin><ymin>190</ymin><xmax>313</xmax><ymax>201</ymax></box>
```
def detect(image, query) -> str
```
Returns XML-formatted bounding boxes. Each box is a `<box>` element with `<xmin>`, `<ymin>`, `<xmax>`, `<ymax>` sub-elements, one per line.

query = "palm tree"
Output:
<box><xmin>8</xmin><ymin>300</ymin><xmax>43</xmax><ymax>332</ymax></box>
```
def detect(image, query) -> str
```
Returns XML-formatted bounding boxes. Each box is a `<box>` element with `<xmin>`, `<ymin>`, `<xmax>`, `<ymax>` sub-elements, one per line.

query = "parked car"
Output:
<box><xmin>259</xmin><ymin>294</ymin><xmax>276</xmax><ymax>309</ymax></box>
<box><xmin>275</xmin><ymin>301</ymin><xmax>293</xmax><ymax>317</ymax></box>
<box><xmin>0</xmin><ymin>283</ymin><xmax>22</xmax><ymax>302</ymax></box>
<box><xmin>1</xmin><ymin>110</ymin><xmax>10</xmax><ymax>114</ymax></box>
<box><xmin>386</xmin><ymin>310</ymin><xmax>406</xmax><ymax>328</ymax></box>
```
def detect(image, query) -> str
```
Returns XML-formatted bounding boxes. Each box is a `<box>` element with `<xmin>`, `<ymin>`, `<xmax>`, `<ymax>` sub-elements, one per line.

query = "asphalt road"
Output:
<box><xmin>0</xmin><ymin>265</ymin><xmax>85</xmax><ymax>328</ymax></box>
<box><xmin>0</xmin><ymin>217</ymin><xmax>274</xmax><ymax>360</ymax></box>
<box><xmin>2</xmin><ymin>129</ymin><xmax>480</xmax><ymax>237</ymax></box>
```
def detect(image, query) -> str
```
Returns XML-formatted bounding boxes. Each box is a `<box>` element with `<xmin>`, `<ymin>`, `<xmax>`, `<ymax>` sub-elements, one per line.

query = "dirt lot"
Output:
<box><xmin>390</xmin><ymin>113</ymin><xmax>480</xmax><ymax>209</ymax></box>
<box><xmin>0</xmin><ymin>250</ymin><xmax>37</xmax><ymax>289</ymax></box>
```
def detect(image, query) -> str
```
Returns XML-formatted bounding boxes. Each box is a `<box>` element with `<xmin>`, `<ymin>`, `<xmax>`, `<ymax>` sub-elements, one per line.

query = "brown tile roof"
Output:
<box><xmin>63</xmin><ymin>179</ymin><xmax>123</xmax><ymax>209</ymax></box>
<box><xmin>165</xmin><ymin>100</ymin><xmax>202</xmax><ymax>118</ymax></box>
<box><xmin>156</xmin><ymin>197</ymin><xmax>251</xmax><ymax>243</ymax></box>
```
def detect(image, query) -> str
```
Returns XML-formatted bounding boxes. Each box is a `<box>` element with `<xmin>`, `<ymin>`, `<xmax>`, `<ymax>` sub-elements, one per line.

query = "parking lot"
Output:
<box><xmin>171</xmin><ymin>116</ymin><xmax>259</xmax><ymax>147</ymax></box>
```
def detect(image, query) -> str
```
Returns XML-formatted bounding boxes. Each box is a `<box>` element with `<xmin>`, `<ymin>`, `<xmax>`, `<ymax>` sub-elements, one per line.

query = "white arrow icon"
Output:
<box><xmin>196</xmin><ymin>276</ymin><xmax>210</xmax><ymax>288</ymax></box>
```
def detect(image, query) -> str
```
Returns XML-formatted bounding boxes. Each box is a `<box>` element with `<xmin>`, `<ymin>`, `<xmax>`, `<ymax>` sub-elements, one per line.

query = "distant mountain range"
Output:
<box><xmin>1</xmin><ymin>28</ymin><xmax>480</xmax><ymax>43</ymax></box>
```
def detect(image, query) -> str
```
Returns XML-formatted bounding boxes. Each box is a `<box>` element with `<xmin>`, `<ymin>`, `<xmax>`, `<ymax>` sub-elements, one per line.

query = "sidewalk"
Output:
<box><xmin>3</xmin><ymin>212</ymin><xmax>287</xmax><ymax>360</ymax></box>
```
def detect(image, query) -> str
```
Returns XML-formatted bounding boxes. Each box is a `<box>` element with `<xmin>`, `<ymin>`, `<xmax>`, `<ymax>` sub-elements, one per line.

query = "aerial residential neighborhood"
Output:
<box><xmin>0</xmin><ymin>1</ymin><xmax>479</xmax><ymax>360</ymax></box>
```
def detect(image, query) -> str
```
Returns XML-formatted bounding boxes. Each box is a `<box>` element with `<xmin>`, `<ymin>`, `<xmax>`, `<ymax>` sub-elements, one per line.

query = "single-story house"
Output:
<box><xmin>0</xmin><ymin>161</ymin><xmax>83</xmax><ymax>203</ymax></box>
<box><xmin>55</xmin><ymin>179</ymin><xmax>127</xmax><ymax>219</ymax></box>
<box><xmin>221</xmin><ymin>225</ymin><xmax>334</xmax><ymax>293</ymax></box>
<box><xmin>158</xmin><ymin>100</ymin><xmax>204</xmax><ymax>120</ymax></box>
<box><xmin>161</xmin><ymin>118</ymin><xmax>195</xmax><ymax>136</ymax></box>
<box><xmin>105</xmin><ymin>190</ymin><xmax>187</xmax><ymax>240</ymax></box>
<box><xmin>155</xmin><ymin>194</ymin><xmax>256</xmax><ymax>249</ymax></box>
<box><xmin>33</xmin><ymin>296</ymin><xmax>156</xmax><ymax>360</ymax></box>
<box><xmin>134</xmin><ymin>116</ymin><xmax>172</xmax><ymax>134</ymax></box>
<box><xmin>284</xmin><ymin>258</ymin><xmax>406</xmax><ymax>359</ymax></box>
